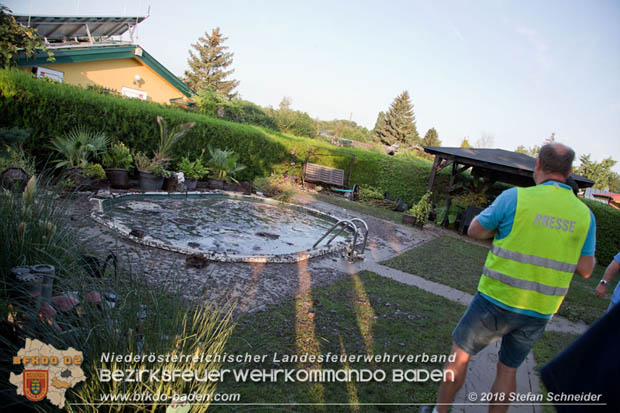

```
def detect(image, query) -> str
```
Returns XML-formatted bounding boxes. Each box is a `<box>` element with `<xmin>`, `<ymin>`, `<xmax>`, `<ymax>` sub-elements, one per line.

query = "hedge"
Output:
<box><xmin>582</xmin><ymin>199</ymin><xmax>620</xmax><ymax>264</ymax></box>
<box><xmin>0</xmin><ymin>69</ymin><xmax>288</xmax><ymax>181</ymax></box>
<box><xmin>0</xmin><ymin>69</ymin><xmax>448</xmax><ymax>200</ymax></box>
<box><xmin>4</xmin><ymin>70</ymin><xmax>615</xmax><ymax>260</ymax></box>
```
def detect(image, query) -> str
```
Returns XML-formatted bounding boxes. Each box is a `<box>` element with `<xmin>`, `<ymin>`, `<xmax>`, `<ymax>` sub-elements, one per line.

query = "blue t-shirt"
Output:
<box><xmin>611</xmin><ymin>252</ymin><xmax>620</xmax><ymax>306</ymax></box>
<box><xmin>476</xmin><ymin>181</ymin><xmax>597</xmax><ymax>318</ymax></box>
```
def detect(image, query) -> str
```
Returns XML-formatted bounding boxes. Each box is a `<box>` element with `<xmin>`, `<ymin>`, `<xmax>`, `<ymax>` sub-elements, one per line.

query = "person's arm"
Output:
<box><xmin>575</xmin><ymin>256</ymin><xmax>595</xmax><ymax>279</ymax></box>
<box><xmin>467</xmin><ymin>216</ymin><xmax>496</xmax><ymax>239</ymax></box>
<box><xmin>468</xmin><ymin>187</ymin><xmax>516</xmax><ymax>240</ymax></box>
<box><xmin>595</xmin><ymin>259</ymin><xmax>620</xmax><ymax>298</ymax></box>
<box><xmin>575</xmin><ymin>209</ymin><xmax>596</xmax><ymax>279</ymax></box>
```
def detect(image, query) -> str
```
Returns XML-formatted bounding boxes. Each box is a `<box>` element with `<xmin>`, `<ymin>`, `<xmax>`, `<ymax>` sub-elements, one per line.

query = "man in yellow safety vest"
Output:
<box><xmin>431</xmin><ymin>143</ymin><xmax>596</xmax><ymax>413</ymax></box>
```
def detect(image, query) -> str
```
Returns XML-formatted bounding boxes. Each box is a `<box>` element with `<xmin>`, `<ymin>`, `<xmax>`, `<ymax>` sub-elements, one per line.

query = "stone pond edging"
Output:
<box><xmin>89</xmin><ymin>190</ymin><xmax>360</xmax><ymax>263</ymax></box>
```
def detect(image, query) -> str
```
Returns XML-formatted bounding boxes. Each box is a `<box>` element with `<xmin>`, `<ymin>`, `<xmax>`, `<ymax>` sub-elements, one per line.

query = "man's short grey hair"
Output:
<box><xmin>538</xmin><ymin>143</ymin><xmax>575</xmax><ymax>177</ymax></box>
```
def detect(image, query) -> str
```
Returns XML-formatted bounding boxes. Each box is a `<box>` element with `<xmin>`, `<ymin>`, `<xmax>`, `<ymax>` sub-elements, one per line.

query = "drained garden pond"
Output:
<box><xmin>94</xmin><ymin>193</ymin><xmax>354</xmax><ymax>262</ymax></box>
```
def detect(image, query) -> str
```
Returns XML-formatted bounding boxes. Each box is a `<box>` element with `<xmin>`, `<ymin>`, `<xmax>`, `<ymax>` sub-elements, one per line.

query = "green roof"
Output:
<box><xmin>17</xmin><ymin>45</ymin><xmax>193</xmax><ymax>98</ymax></box>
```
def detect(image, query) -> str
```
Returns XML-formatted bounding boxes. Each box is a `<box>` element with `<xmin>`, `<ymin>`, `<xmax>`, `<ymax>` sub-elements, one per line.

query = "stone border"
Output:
<box><xmin>89</xmin><ymin>190</ymin><xmax>357</xmax><ymax>263</ymax></box>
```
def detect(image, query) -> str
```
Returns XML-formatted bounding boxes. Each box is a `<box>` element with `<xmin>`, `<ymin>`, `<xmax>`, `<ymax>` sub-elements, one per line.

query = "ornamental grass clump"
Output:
<box><xmin>0</xmin><ymin>174</ymin><xmax>237</xmax><ymax>412</ymax></box>
<box><xmin>0</xmin><ymin>174</ymin><xmax>83</xmax><ymax>284</ymax></box>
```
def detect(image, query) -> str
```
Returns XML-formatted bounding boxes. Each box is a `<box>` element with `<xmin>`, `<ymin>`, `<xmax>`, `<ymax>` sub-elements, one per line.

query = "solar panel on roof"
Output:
<box><xmin>13</xmin><ymin>15</ymin><xmax>147</xmax><ymax>41</ymax></box>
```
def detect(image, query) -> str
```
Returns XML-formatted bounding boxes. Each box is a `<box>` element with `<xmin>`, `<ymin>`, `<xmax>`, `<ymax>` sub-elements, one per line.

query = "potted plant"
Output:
<box><xmin>0</xmin><ymin>127</ymin><xmax>35</xmax><ymax>191</ymax></box>
<box><xmin>50</xmin><ymin>126</ymin><xmax>109</xmax><ymax>187</ymax></box>
<box><xmin>153</xmin><ymin>116</ymin><xmax>195</xmax><ymax>164</ymax></box>
<box><xmin>133</xmin><ymin>116</ymin><xmax>195</xmax><ymax>191</ymax></box>
<box><xmin>177</xmin><ymin>155</ymin><xmax>209</xmax><ymax>190</ymax></box>
<box><xmin>133</xmin><ymin>152</ymin><xmax>170</xmax><ymax>190</ymax></box>
<box><xmin>403</xmin><ymin>191</ymin><xmax>432</xmax><ymax>228</ymax></box>
<box><xmin>206</xmin><ymin>146</ymin><xmax>246</xmax><ymax>189</ymax></box>
<box><xmin>101</xmin><ymin>142</ymin><xmax>133</xmax><ymax>189</ymax></box>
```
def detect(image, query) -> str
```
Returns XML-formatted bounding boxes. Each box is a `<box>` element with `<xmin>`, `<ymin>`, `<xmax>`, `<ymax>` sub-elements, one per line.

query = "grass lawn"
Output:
<box><xmin>308</xmin><ymin>193</ymin><xmax>407</xmax><ymax>225</ymax></box>
<box><xmin>380</xmin><ymin>236</ymin><xmax>614</xmax><ymax>324</ymax></box>
<box><xmin>532</xmin><ymin>332</ymin><xmax>579</xmax><ymax>413</ymax></box>
<box><xmin>211</xmin><ymin>271</ymin><xmax>467</xmax><ymax>411</ymax></box>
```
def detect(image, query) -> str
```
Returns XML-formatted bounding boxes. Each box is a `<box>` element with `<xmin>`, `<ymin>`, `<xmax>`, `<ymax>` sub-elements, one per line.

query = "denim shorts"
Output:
<box><xmin>452</xmin><ymin>292</ymin><xmax>549</xmax><ymax>368</ymax></box>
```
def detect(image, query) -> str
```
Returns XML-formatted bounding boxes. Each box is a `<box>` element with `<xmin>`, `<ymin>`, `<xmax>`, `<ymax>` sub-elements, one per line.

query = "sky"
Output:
<box><xmin>6</xmin><ymin>0</ymin><xmax>620</xmax><ymax>172</ymax></box>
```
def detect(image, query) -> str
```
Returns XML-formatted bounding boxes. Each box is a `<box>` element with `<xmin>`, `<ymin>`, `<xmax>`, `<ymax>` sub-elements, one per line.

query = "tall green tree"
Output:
<box><xmin>266</xmin><ymin>97</ymin><xmax>317</xmax><ymax>138</ymax></box>
<box><xmin>421</xmin><ymin>128</ymin><xmax>441</xmax><ymax>147</ymax></box>
<box><xmin>515</xmin><ymin>145</ymin><xmax>540</xmax><ymax>157</ymax></box>
<box><xmin>0</xmin><ymin>6</ymin><xmax>53</xmax><ymax>68</ymax></box>
<box><xmin>184</xmin><ymin>27</ymin><xmax>239</xmax><ymax>97</ymax></box>
<box><xmin>460</xmin><ymin>137</ymin><xmax>472</xmax><ymax>148</ymax></box>
<box><xmin>575</xmin><ymin>154</ymin><xmax>619</xmax><ymax>191</ymax></box>
<box><xmin>372</xmin><ymin>111</ymin><xmax>386</xmax><ymax>139</ymax></box>
<box><xmin>374</xmin><ymin>91</ymin><xmax>420</xmax><ymax>146</ymax></box>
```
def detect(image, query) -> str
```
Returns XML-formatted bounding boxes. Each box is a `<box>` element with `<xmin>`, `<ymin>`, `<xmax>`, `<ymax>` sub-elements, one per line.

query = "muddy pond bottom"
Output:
<box><xmin>97</xmin><ymin>193</ymin><xmax>352</xmax><ymax>262</ymax></box>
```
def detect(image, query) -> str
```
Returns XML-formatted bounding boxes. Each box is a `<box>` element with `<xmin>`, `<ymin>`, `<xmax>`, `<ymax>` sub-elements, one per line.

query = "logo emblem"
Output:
<box><xmin>24</xmin><ymin>370</ymin><xmax>48</xmax><ymax>402</ymax></box>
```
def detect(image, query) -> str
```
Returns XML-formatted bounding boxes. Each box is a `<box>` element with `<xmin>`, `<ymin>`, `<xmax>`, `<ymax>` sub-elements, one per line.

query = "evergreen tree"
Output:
<box><xmin>374</xmin><ymin>91</ymin><xmax>420</xmax><ymax>146</ymax></box>
<box><xmin>184</xmin><ymin>27</ymin><xmax>239</xmax><ymax>97</ymax></box>
<box><xmin>421</xmin><ymin>128</ymin><xmax>441</xmax><ymax>147</ymax></box>
<box><xmin>460</xmin><ymin>138</ymin><xmax>472</xmax><ymax>148</ymax></box>
<box><xmin>575</xmin><ymin>154</ymin><xmax>619</xmax><ymax>191</ymax></box>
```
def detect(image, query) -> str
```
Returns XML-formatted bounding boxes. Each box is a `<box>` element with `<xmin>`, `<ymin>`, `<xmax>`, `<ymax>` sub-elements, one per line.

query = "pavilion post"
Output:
<box><xmin>448</xmin><ymin>161</ymin><xmax>458</xmax><ymax>189</ymax></box>
<box><xmin>427</xmin><ymin>156</ymin><xmax>441</xmax><ymax>192</ymax></box>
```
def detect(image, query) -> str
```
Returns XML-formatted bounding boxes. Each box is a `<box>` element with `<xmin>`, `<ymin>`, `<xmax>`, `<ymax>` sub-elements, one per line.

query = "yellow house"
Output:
<box><xmin>15</xmin><ymin>15</ymin><xmax>193</xmax><ymax>105</ymax></box>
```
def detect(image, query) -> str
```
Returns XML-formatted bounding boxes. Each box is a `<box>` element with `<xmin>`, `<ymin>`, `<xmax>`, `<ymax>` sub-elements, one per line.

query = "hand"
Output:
<box><xmin>595</xmin><ymin>283</ymin><xmax>608</xmax><ymax>299</ymax></box>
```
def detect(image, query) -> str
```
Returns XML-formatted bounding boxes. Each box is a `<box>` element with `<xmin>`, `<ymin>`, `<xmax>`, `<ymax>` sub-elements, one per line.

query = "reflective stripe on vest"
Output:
<box><xmin>482</xmin><ymin>266</ymin><xmax>569</xmax><ymax>297</ymax></box>
<box><xmin>490</xmin><ymin>245</ymin><xmax>577</xmax><ymax>273</ymax></box>
<box><xmin>478</xmin><ymin>184</ymin><xmax>591</xmax><ymax>315</ymax></box>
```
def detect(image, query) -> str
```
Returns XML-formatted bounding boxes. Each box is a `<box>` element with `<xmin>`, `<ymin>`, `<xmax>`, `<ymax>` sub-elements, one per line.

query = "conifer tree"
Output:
<box><xmin>421</xmin><ymin>128</ymin><xmax>441</xmax><ymax>147</ymax></box>
<box><xmin>184</xmin><ymin>27</ymin><xmax>239</xmax><ymax>97</ymax></box>
<box><xmin>374</xmin><ymin>91</ymin><xmax>420</xmax><ymax>145</ymax></box>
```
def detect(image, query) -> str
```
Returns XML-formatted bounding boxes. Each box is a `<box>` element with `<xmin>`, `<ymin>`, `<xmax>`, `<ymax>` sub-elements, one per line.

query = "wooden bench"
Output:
<box><xmin>303</xmin><ymin>163</ymin><xmax>346</xmax><ymax>187</ymax></box>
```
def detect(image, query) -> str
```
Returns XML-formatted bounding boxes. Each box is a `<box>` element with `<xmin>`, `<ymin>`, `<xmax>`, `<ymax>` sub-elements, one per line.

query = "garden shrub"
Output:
<box><xmin>196</xmin><ymin>89</ymin><xmax>279</xmax><ymax>130</ymax></box>
<box><xmin>582</xmin><ymin>198</ymin><xmax>620</xmax><ymax>264</ymax></box>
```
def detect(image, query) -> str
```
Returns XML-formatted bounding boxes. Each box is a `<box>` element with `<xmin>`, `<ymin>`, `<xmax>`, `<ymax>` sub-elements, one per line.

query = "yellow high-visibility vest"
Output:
<box><xmin>478</xmin><ymin>183</ymin><xmax>591</xmax><ymax>315</ymax></box>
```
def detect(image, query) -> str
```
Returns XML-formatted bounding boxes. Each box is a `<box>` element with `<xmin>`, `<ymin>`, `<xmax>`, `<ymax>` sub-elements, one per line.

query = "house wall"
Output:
<box><xmin>31</xmin><ymin>58</ymin><xmax>184</xmax><ymax>104</ymax></box>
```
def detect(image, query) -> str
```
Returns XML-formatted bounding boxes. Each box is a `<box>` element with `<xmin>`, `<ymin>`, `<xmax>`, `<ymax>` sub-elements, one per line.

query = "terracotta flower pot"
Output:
<box><xmin>105</xmin><ymin>168</ymin><xmax>130</xmax><ymax>189</ymax></box>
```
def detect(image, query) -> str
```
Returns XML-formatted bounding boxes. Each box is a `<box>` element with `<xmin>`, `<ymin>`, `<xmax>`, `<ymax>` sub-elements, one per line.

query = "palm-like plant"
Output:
<box><xmin>154</xmin><ymin>116</ymin><xmax>195</xmax><ymax>165</ymax></box>
<box><xmin>50</xmin><ymin>126</ymin><xmax>109</xmax><ymax>169</ymax></box>
<box><xmin>207</xmin><ymin>145</ymin><xmax>246</xmax><ymax>183</ymax></box>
